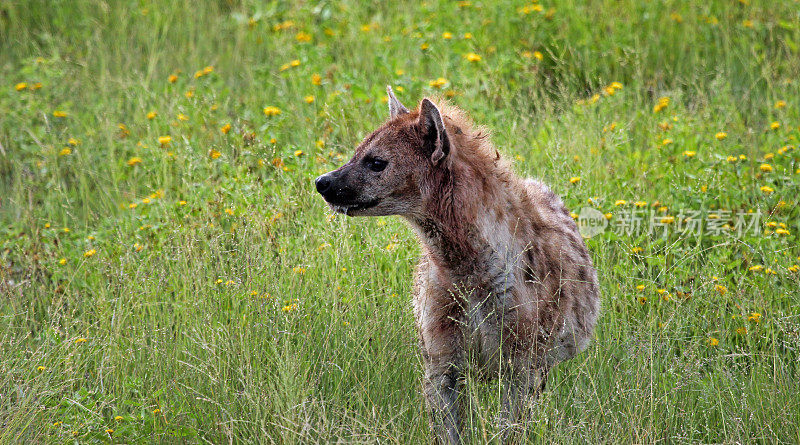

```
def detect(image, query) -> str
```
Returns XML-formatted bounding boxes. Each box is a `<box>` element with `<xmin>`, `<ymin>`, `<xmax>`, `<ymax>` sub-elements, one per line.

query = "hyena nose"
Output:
<box><xmin>315</xmin><ymin>174</ymin><xmax>332</xmax><ymax>195</ymax></box>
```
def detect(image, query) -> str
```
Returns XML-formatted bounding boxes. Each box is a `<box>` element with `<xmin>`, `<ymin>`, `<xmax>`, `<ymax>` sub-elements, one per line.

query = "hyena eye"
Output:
<box><xmin>365</xmin><ymin>158</ymin><xmax>388</xmax><ymax>172</ymax></box>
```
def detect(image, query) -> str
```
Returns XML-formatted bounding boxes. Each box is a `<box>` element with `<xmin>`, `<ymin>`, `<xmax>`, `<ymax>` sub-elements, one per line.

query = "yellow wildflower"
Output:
<box><xmin>146</xmin><ymin>111</ymin><xmax>157</xmax><ymax>119</ymax></box>
<box><xmin>442</xmin><ymin>32</ymin><xmax>453</xmax><ymax>39</ymax></box>
<box><xmin>760</xmin><ymin>164</ymin><xmax>773</xmax><ymax>172</ymax></box>
<box><xmin>774</xmin><ymin>100</ymin><xmax>786</xmax><ymax>109</ymax></box>
<box><xmin>209</xmin><ymin>149</ymin><xmax>221</xmax><ymax>159</ymax></box>
<box><xmin>273</xmin><ymin>20</ymin><xmax>294</xmax><ymax>31</ymax></box>
<box><xmin>760</xmin><ymin>185</ymin><xmax>774</xmax><ymax>194</ymax></box>
<box><xmin>263</xmin><ymin>106</ymin><xmax>281</xmax><ymax>116</ymax></box>
<box><xmin>126</xmin><ymin>157</ymin><xmax>142</xmax><ymax>166</ymax></box>
<box><xmin>429</xmin><ymin>77</ymin><xmax>448</xmax><ymax>88</ymax></box>
<box><xmin>770</xmin><ymin>121</ymin><xmax>780</xmax><ymax>130</ymax></box>
<box><xmin>683</xmin><ymin>150</ymin><xmax>696</xmax><ymax>157</ymax></box>
<box><xmin>158</xmin><ymin>136</ymin><xmax>171</xmax><ymax>146</ymax></box>
<box><xmin>295</xmin><ymin>31</ymin><xmax>312</xmax><ymax>42</ymax></box>
<box><xmin>58</xmin><ymin>148</ymin><xmax>72</xmax><ymax>156</ymax></box>
<box><xmin>304</xmin><ymin>95</ymin><xmax>315</xmax><ymax>103</ymax></box>
<box><xmin>569</xmin><ymin>176</ymin><xmax>581</xmax><ymax>184</ymax></box>
<box><xmin>15</xmin><ymin>82</ymin><xmax>27</xmax><ymax>91</ymax></box>
<box><xmin>464</xmin><ymin>53</ymin><xmax>482</xmax><ymax>62</ymax></box>
<box><xmin>707</xmin><ymin>337</ymin><xmax>719</xmax><ymax>346</ymax></box>
<box><xmin>653</xmin><ymin>97</ymin><xmax>669</xmax><ymax>113</ymax></box>
<box><xmin>168</xmin><ymin>74</ymin><xmax>178</xmax><ymax>83</ymax></box>
<box><xmin>53</xmin><ymin>110</ymin><xmax>68</xmax><ymax>117</ymax></box>
<box><xmin>220</xmin><ymin>123</ymin><xmax>231</xmax><ymax>134</ymax></box>
<box><xmin>614</xmin><ymin>200</ymin><xmax>626</xmax><ymax>206</ymax></box>
<box><xmin>311</xmin><ymin>73</ymin><xmax>322</xmax><ymax>85</ymax></box>
<box><xmin>748</xmin><ymin>312</ymin><xmax>761</xmax><ymax>323</ymax></box>
<box><xmin>533</xmin><ymin>51</ymin><xmax>543</xmax><ymax>60</ymax></box>
<box><xmin>715</xmin><ymin>132</ymin><xmax>727</xmax><ymax>140</ymax></box>
<box><xmin>715</xmin><ymin>284</ymin><xmax>727</xmax><ymax>295</ymax></box>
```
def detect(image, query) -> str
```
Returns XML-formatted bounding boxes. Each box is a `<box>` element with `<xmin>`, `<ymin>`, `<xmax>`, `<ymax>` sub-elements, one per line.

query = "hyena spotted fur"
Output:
<box><xmin>315</xmin><ymin>87</ymin><xmax>600</xmax><ymax>444</ymax></box>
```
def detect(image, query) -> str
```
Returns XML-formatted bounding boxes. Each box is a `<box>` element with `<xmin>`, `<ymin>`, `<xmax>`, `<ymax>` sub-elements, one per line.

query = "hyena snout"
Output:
<box><xmin>314</xmin><ymin>173</ymin><xmax>334</xmax><ymax>195</ymax></box>
<box><xmin>315</xmin><ymin>171</ymin><xmax>354</xmax><ymax>204</ymax></box>
<box><xmin>315</xmin><ymin>170</ymin><xmax>378</xmax><ymax>215</ymax></box>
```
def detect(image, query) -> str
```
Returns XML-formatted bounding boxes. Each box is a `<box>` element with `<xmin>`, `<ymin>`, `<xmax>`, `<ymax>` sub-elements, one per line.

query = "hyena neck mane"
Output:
<box><xmin>404</xmin><ymin>101</ymin><xmax>529</xmax><ymax>278</ymax></box>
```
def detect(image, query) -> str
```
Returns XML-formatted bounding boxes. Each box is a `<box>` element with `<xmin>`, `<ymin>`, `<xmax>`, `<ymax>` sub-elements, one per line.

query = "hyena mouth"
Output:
<box><xmin>329</xmin><ymin>199</ymin><xmax>380</xmax><ymax>215</ymax></box>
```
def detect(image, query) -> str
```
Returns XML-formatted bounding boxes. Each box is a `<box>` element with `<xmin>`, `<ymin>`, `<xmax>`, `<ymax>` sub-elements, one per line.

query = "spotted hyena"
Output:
<box><xmin>315</xmin><ymin>87</ymin><xmax>600</xmax><ymax>444</ymax></box>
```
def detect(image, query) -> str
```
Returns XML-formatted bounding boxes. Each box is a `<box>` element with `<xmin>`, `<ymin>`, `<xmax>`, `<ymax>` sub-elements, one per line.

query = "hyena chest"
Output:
<box><xmin>415</xmin><ymin>249</ymin><xmax>530</xmax><ymax>378</ymax></box>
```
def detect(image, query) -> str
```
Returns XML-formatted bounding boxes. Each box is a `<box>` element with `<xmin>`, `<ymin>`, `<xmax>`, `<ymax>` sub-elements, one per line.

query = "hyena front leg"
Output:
<box><xmin>423</xmin><ymin>356</ymin><xmax>463</xmax><ymax>445</ymax></box>
<box><xmin>500</xmin><ymin>365</ymin><xmax>549</xmax><ymax>442</ymax></box>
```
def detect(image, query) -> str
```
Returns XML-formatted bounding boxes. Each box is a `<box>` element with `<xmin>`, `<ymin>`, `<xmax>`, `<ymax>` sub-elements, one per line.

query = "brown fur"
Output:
<box><xmin>315</xmin><ymin>89</ymin><xmax>600</xmax><ymax>444</ymax></box>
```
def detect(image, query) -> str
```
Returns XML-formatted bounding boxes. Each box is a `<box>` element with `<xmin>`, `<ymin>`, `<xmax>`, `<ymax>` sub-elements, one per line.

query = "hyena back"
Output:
<box><xmin>315</xmin><ymin>87</ymin><xmax>600</xmax><ymax>444</ymax></box>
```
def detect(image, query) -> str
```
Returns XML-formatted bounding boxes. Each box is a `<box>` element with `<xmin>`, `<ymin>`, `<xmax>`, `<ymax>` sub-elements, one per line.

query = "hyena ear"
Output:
<box><xmin>387</xmin><ymin>85</ymin><xmax>409</xmax><ymax>119</ymax></box>
<box><xmin>419</xmin><ymin>98</ymin><xmax>450</xmax><ymax>166</ymax></box>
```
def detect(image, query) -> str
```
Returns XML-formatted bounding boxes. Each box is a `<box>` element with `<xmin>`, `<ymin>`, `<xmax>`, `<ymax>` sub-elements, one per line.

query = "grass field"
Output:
<box><xmin>2</xmin><ymin>0</ymin><xmax>800</xmax><ymax>442</ymax></box>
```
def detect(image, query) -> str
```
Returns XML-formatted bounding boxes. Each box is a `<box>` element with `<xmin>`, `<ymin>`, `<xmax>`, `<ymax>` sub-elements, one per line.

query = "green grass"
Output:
<box><xmin>1</xmin><ymin>0</ymin><xmax>799</xmax><ymax>442</ymax></box>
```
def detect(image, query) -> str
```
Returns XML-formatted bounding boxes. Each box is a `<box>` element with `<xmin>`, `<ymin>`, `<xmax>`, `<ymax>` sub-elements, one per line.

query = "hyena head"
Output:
<box><xmin>315</xmin><ymin>86</ymin><xmax>451</xmax><ymax>217</ymax></box>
